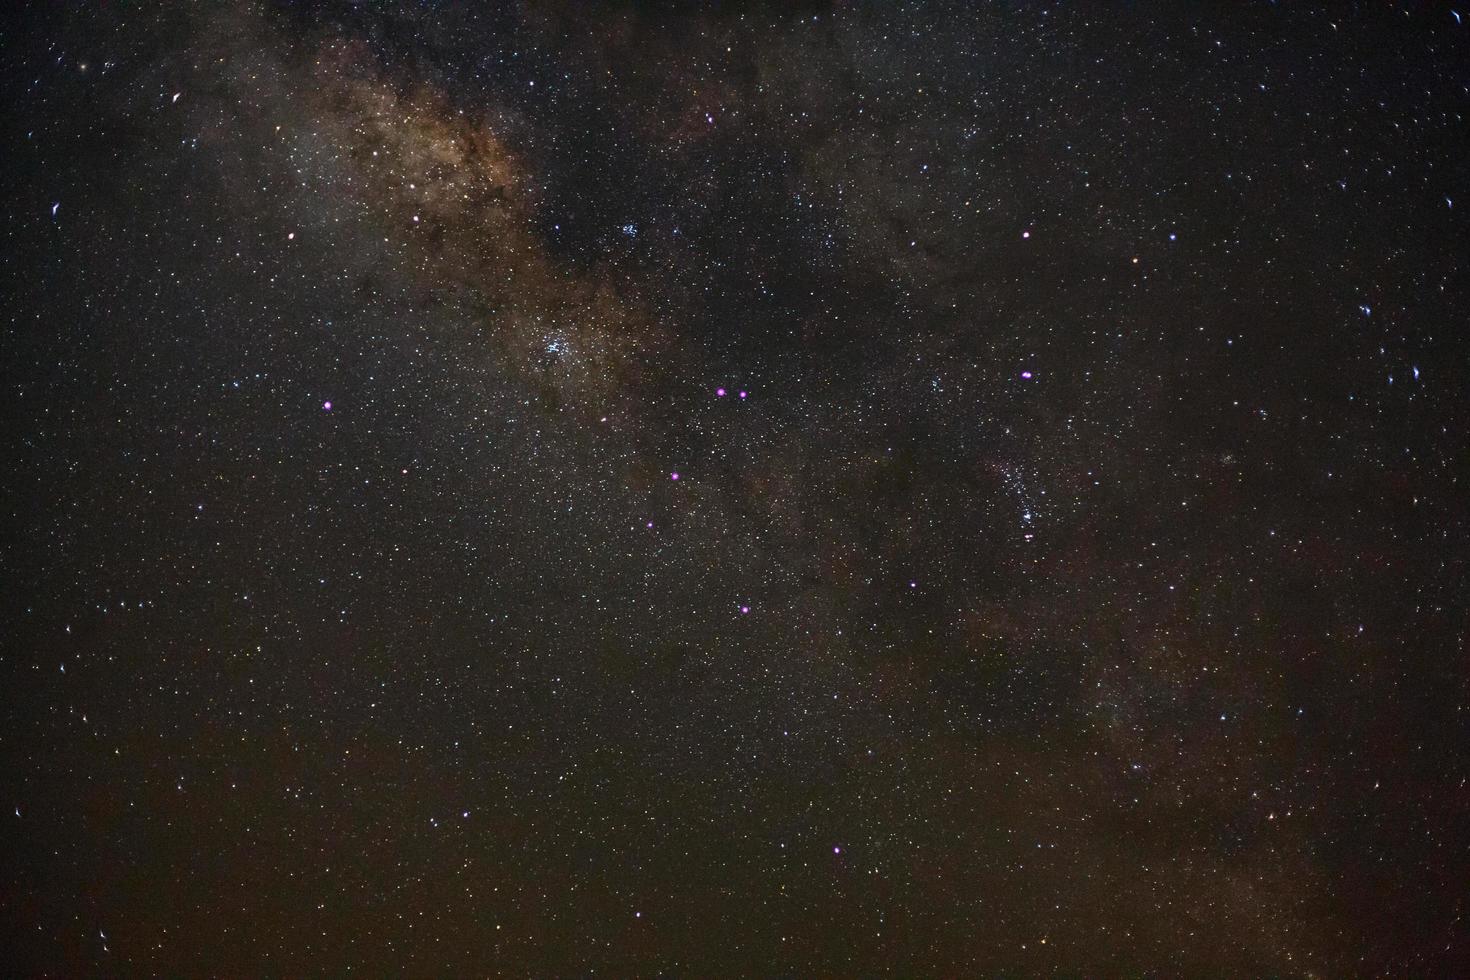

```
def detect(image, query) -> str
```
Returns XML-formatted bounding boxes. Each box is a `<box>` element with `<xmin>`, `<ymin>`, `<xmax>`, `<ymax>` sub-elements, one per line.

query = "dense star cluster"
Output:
<box><xmin>3</xmin><ymin>1</ymin><xmax>1469</xmax><ymax>974</ymax></box>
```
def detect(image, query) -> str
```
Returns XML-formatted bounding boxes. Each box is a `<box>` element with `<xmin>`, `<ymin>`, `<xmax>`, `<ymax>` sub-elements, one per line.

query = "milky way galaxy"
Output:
<box><xmin>3</xmin><ymin>2</ymin><xmax>1469</xmax><ymax>974</ymax></box>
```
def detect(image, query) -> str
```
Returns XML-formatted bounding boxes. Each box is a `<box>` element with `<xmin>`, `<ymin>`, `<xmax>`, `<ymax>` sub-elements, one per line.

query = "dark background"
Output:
<box><xmin>2</xmin><ymin>1</ymin><xmax>1468</xmax><ymax>974</ymax></box>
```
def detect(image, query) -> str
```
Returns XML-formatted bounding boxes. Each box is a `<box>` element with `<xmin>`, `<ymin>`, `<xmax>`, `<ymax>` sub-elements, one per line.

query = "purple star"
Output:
<box><xmin>322</xmin><ymin>400</ymin><xmax>333</xmax><ymax>411</ymax></box>
<box><xmin>716</xmin><ymin>387</ymin><xmax>726</xmax><ymax>397</ymax></box>
<box><xmin>670</xmin><ymin>472</ymin><xmax>680</xmax><ymax>481</ymax></box>
<box><xmin>1020</xmin><ymin>370</ymin><xmax>1033</xmax><ymax>380</ymax></box>
<box><xmin>739</xmin><ymin>604</ymin><xmax>750</xmax><ymax>615</ymax></box>
<box><xmin>738</xmin><ymin>390</ymin><xmax>747</xmax><ymax>399</ymax></box>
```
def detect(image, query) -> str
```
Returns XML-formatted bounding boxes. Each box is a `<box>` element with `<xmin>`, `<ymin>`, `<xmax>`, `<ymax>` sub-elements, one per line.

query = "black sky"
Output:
<box><xmin>3</xmin><ymin>1</ymin><xmax>1469</xmax><ymax>975</ymax></box>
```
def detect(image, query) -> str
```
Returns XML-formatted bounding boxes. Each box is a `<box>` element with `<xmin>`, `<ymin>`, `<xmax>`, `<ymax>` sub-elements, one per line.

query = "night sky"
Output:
<box><xmin>3</xmin><ymin>1</ymin><xmax>1469</xmax><ymax>974</ymax></box>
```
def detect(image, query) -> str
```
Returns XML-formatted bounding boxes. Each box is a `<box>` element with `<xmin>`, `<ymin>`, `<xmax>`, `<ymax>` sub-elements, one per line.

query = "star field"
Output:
<box><xmin>3</xmin><ymin>1</ymin><xmax>1469</xmax><ymax>974</ymax></box>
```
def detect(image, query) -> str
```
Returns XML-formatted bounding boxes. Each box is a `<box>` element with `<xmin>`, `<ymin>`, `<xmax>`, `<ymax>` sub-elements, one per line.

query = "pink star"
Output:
<box><xmin>322</xmin><ymin>400</ymin><xmax>332</xmax><ymax>411</ymax></box>
<box><xmin>670</xmin><ymin>472</ymin><xmax>680</xmax><ymax>481</ymax></box>
<box><xmin>716</xmin><ymin>387</ymin><xmax>726</xmax><ymax>397</ymax></box>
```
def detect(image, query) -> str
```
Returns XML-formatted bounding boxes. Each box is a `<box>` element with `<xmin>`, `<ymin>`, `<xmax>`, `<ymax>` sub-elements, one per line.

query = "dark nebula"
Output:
<box><xmin>3</xmin><ymin>1</ymin><xmax>1469</xmax><ymax>974</ymax></box>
